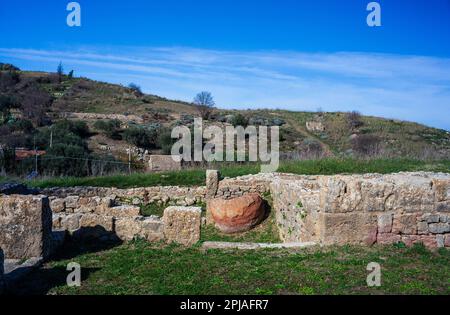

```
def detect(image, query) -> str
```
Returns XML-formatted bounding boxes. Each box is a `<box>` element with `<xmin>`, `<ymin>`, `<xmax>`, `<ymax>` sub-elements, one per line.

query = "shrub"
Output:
<box><xmin>94</xmin><ymin>119</ymin><xmax>122</xmax><ymax>140</ymax></box>
<box><xmin>351</xmin><ymin>134</ymin><xmax>382</xmax><ymax>157</ymax></box>
<box><xmin>123</xmin><ymin>126</ymin><xmax>158</xmax><ymax>149</ymax></box>
<box><xmin>128</xmin><ymin>83</ymin><xmax>143</xmax><ymax>97</ymax></box>
<box><xmin>230</xmin><ymin>113</ymin><xmax>248</xmax><ymax>127</ymax></box>
<box><xmin>347</xmin><ymin>111</ymin><xmax>364</xmax><ymax>130</ymax></box>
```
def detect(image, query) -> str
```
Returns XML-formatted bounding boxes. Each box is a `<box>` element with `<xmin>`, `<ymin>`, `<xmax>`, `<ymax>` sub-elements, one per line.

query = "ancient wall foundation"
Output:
<box><xmin>270</xmin><ymin>172</ymin><xmax>450</xmax><ymax>248</ymax></box>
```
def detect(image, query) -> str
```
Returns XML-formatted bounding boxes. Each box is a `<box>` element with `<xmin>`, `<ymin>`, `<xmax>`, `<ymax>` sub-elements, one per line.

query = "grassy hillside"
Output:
<box><xmin>25</xmin><ymin>70</ymin><xmax>450</xmax><ymax>158</ymax></box>
<box><xmin>1</xmin><ymin>64</ymin><xmax>449</xmax><ymax>179</ymax></box>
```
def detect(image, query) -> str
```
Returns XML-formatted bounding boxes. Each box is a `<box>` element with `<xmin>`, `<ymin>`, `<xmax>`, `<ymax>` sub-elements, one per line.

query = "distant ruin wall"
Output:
<box><xmin>271</xmin><ymin>172</ymin><xmax>450</xmax><ymax>248</ymax></box>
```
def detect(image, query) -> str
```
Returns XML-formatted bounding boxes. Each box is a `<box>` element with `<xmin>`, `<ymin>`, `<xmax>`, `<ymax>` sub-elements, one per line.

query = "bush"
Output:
<box><xmin>351</xmin><ymin>134</ymin><xmax>382</xmax><ymax>157</ymax></box>
<box><xmin>94</xmin><ymin>119</ymin><xmax>122</xmax><ymax>140</ymax></box>
<box><xmin>128</xmin><ymin>83</ymin><xmax>143</xmax><ymax>97</ymax></box>
<box><xmin>123</xmin><ymin>126</ymin><xmax>158</xmax><ymax>149</ymax></box>
<box><xmin>230</xmin><ymin>114</ymin><xmax>248</xmax><ymax>127</ymax></box>
<box><xmin>347</xmin><ymin>111</ymin><xmax>364</xmax><ymax>130</ymax></box>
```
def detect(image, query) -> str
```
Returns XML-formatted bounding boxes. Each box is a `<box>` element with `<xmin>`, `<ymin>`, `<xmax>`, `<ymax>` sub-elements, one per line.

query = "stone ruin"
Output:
<box><xmin>0</xmin><ymin>171</ymin><xmax>449</xmax><ymax>284</ymax></box>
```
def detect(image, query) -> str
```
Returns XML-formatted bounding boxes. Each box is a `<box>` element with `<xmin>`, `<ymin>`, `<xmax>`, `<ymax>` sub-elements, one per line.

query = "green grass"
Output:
<box><xmin>6</xmin><ymin>158</ymin><xmax>450</xmax><ymax>189</ymax></box>
<box><xmin>13</xmin><ymin>241</ymin><xmax>450</xmax><ymax>295</ymax></box>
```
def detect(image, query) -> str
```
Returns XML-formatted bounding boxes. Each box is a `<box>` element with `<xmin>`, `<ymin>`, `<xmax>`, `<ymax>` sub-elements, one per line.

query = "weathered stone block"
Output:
<box><xmin>445</xmin><ymin>235</ymin><xmax>450</xmax><ymax>247</ymax></box>
<box><xmin>320</xmin><ymin>213</ymin><xmax>378</xmax><ymax>246</ymax></box>
<box><xmin>377</xmin><ymin>233</ymin><xmax>401</xmax><ymax>245</ymax></box>
<box><xmin>65</xmin><ymin>195</ymin><xmax>80</xmax><ymax>209</ymax></box>
<box><xmin>433</xmin><ymin>179</ymin><xmax>450</xmax><ymax>202</ymax></box>
<box><xmin>60</xmin><ymin>213</ymin><xmax>83</xmax><ymax>231</ymax></box>
<box><xmin>50</xmin><ymin>198</ymin><xmax>66</xmax><ymax>213</ymax></box>
<box><xmin>163</xmin><ymin>206</ymin><xmax>201</xmax><ymax>246</ymax></box>
<box><xmin>96</xmin><ymin>205</ymin><xmax>141</xmax><ymax>218</ymax></box>
<box><xmin>0</xmin><ymin>247</ymin><xmax>4</xmax><ymax>294</ymax></box>
<box><xmin>206</xmin><ymin>170</ymin><xmax>219</xmax><ymax>199</ymax></box>
<box><xmin>436</xmin><ymin>235</ymin><xmax>445</xmax><ymax>248</ymax></box>
<box><xmin>378</xmin><ymin>213</ymin><xmax>393</xmax><ymax>233</ymax></box>
<box><xmin>115</xmin><ymin>217</ymin><xmax>144</xmax><ymax>241</ymax></box>
<box><xmin>428</xmin><ymin>223</ymin><xmax>450</xmax><ymax>234</ymax></box>
<box><xmin>417</xmin><ymin>221</ymin><xmax>429</xmax><ymax>235</ymax></box>
<box><xmin>401</xmin><ymin>235</ymin><xmax>437</xmax><ymax>249</ymax></box>
<box><xmin>392</xmin><ymin>214</ymin><xmax>417</xmax><ymax>235</ymax></box>
<box><xmin>79</xmin><ymin>214</ymin><xmax>114</xmax><ymax>231</ymax></box>
<box><xmin>0</xmin><ymin>195</ymin><xmax>52</xmax><ymax>259</ymax></box>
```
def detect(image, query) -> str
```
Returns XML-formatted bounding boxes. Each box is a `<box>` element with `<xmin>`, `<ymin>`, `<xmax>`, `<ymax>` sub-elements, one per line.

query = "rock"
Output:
<box><xmin>428</xmin><ymin>223</ymin><xmax>450</xmax><ymax>234</ymax></box>
<box><xmin>401</xmin><ymin>235</ymin><xmax>437</xmax><ymax>249</ymax></box>
<box><xmin>163</xmin><ymin>206</ymin><xmax>202</xmax><ymax>246</ymax></box>
<box><xmin>378</xmin><ymin>213</ymin><xmax>393</xmax><ymax>233</ymax></box>
<box><xmin>65</xmin><ymin>196</ymin><xmax>80</xmax><ymax>209</ymax></box>
<box><xmin>417</xmin><ymin>221</ymin><xmax>429</xmax><ymax>235</ymax></box>
<box><xmin>206</xmin><ymin>170</ymin><xmax>220</xmax><ymax>199</ymax></box>
<box><xmin>60</xmin><ymin>213</ymin><xmax>82</xmax><ymax>231</ymax></box>
<box><xmin>445</xmin><ymin>235</ymin><xmax>450</xmax><ymax>247</ymax></box>
<box><xmin>377</xmin><ymin>233</ymin><xmax>401</xmax><ymax>245</ymax></box>
<box><xmin>0</xmin><ymin>195</ymin><xmax>53</xmax><ymax>259</ymax></box>
<box><xmin>0</xmin><ymin>247</ymin><xmax>4</xmax><ymax>294</ymax></box>
<box><xmin>50</xmin><ymin>198</ymin><xmax>66</xmax><ymax>213</ymax></box>
<box><xmin>79</xmin><ymin>214</ymin><xmax>114</xmax><ymax>231</ymax></box>
<box><xmin>207</xmin><ymin>193</ymin><xmax>265</xmax><ymax>234</ymax></box>
<box><xmin>392</xmin><ymin>214</ymin><xmax>417</xmax><ymax>235</ymax></box>
<box><xmin>115</xmin><ymin>217</ymin><xmax>142</xmax><ymax>241</ymax></box>
<box><xmin>97</xmin><ymin>205</ymin><xmax>141</xmax><ymax>218</ymax></box>
<box><xmin>436</xmin><ymin>235</ymin><xmax>445</xmax><ymax>248</ymax></box>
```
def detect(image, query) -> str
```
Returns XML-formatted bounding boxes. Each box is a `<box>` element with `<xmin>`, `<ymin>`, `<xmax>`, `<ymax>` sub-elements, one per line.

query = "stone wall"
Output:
<box><xmin>270</xmin><ymin>172</ymin><xmax>450</xmax><ymax>248</ymax></box>
<box><xmin>0</xmin><ymin>195</ymin><xmax>53</xmax><ymax>259</ymax></box>
<box><xmin>216</xmin><ymin>173</ymin><xmax>273</xmax><ymax>199</ymax></box>
<box><xmin>147</xmin><ymin>155</ymin><xmax>182</xmax><ymax>172</ymax></box>
<box><xmin>0</xmin><ymin>247</ymin><xmax>4</xmax><ymax>294</ymax></box>
<box><xmin>41</xmin><ymin>185</ymin><xmax>206</xmax><ymax>207</ymax></box>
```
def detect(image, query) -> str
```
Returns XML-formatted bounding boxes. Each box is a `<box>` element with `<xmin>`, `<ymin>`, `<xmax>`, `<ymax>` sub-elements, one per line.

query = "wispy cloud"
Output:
<box><xmin>0</xmin><ymin>46</ymin><xmax>449</xmax><ymax>130</ymax></box>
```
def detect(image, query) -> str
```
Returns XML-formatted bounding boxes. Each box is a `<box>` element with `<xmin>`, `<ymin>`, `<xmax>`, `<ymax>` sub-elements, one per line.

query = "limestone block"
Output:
<box><xmin>320</xmin><ymin>213</ymin><xmax>378</xmax><ymax>246</ymax></box>
<box><xmin>428</xmin><ymin>223</ymin><xmax>450</xmax><ymax>234</ymax></box>
<box><xmin>60</xmin><ymin>213</ymin><xmax>83</xmax><ymax>231</ymax></box>
<box><xmin>392</xmin><ymin>214</ymin><xmax>417</xmax><ymax>235</ymax></box>
<box><xmin>0</xmin><ymin>195</ymin><xmax>52</xmax><ymax>259</ymax></box>
<box><xmin>79</xmin><ymin>214</ymin><xmax>114</xmax><ymax>231</ymax></box>
<box><xmin>163</xmin><ymin>206</ymin><xmax>202</xmax><ymax>246</ymax></box>
<box><xmin>378</xmin><ymin>213</ymin><xmax>393</xmax><ymax>233</ymax></box>
<box><xmin>377</xmin><ymin>233</ymin><xmax>401</xmax><ymax>245</ymax></box>
<box><xmin>50</xmin><ymin>198</ymin><xmax>66</xmax><ymax>213</ymax></box>
<box><xmin>206</xmin><ymin>170</ymin><xmax>219</xmax><ymax>199</ymax></box>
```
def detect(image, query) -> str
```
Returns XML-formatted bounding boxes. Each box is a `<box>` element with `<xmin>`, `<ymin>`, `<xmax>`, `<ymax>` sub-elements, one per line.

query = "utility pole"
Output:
<box><xmin>128</xmin><ymin>147</ymin><xmax>131</xmax><ymax>175</ymax></box>
<box><xmin>34</xmin><ymin>136</ymin><xmax>38</xmax><ymax>175</ymax></box>
<box><xmin>50</xmin><ymin>129</ymin><xmax>53</xmax><ymax>148</ymax></box>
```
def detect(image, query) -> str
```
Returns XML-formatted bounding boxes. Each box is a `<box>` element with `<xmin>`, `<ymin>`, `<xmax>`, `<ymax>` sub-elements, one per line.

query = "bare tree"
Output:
<box><xmin>57</xmin><ymin>62</ymin><xmax>64</xmax><ymax>83</ymax></box>
<box><xmin>128</xmin><ymin>83</ymin><xmax>143</xmax><ymax>97</ymax></box>
<box><xmin>193</xmin><ymin>91</ymin><xmax>215</xmax><ymax>120</ymax></box>
<box><xmin>347</xmin><ymin>110</ymin><xmax>363</xmax><ymax>130</ymax></box>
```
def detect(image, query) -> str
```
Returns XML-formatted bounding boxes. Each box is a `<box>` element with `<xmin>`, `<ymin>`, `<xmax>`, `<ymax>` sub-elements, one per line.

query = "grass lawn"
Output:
<box><xmin>7</xmin><ymin>158</ymin><xmax>449</xmax><ymax>189</ymax></box>
<box><xmin>12</xmin><ymin>240</ymin><xmax>450</xmax><ymax>295</ymax></box>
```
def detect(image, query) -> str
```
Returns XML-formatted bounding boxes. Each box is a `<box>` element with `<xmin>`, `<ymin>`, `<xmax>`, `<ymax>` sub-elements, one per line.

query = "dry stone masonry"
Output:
<box><xmin>270</xmin><ymin>172</ymin><xmax>450</xmax><ymax>248</ymax></box>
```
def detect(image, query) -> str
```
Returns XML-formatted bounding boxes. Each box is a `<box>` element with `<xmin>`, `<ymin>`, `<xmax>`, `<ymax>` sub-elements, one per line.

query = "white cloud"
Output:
<box><xmin>0</xmin><ymin>46</ymin><xmax>449</xmax><ymax>129</ymax></box>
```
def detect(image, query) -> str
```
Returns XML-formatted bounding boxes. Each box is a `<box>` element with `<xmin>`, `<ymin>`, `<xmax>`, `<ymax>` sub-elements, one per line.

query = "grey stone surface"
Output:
<box><xmin>0</xmin><ymin>195</ymin><xmax>53</xmax><ymax>259</ymax></box>
<box><xmin>202</xmin><ymin>241</ymin><xmax>317</xmax><ymax>250</ymax></box>
<box><xmin>163</xmin><ymin>206</ymin><xmax>202</xmax><ymax>246</ymax></box>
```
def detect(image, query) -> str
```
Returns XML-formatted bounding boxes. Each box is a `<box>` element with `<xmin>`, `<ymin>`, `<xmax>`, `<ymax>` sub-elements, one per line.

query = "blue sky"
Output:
<box><xmin>1</xmin><ymin>0</ymin><xmax>450</xmax><ymax>129</ymax></box>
